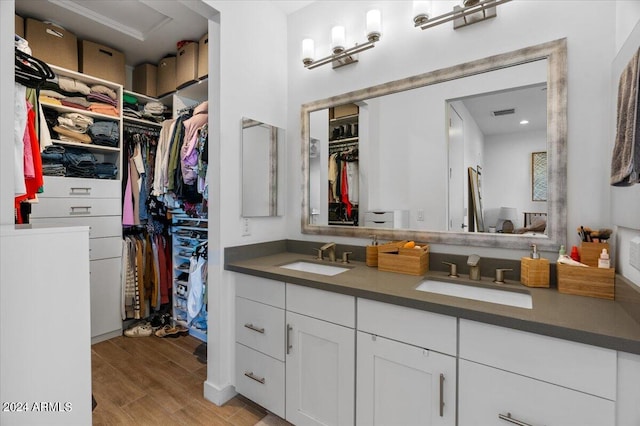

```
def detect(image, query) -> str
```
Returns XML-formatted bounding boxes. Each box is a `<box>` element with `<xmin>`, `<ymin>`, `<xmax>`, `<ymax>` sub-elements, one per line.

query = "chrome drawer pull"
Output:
<box><xmin>286</xmin><ymin>324</ymin><xmax>293</xmax><ymax>354</ymax></box>
<box><xmin>244</xmin><ymin>371</ymin><xmax>265</xmax><ymax>384</ymax></box>
<box><xmin>498</xmin><ymin>412</ymin><xmax>533</xmax><ymax>426</ymax></box>
<box><xmin>70</xmin><ymin>206</ymin><xmax>91</xmax><ymax>214</ymax></box>
<box><xmin>70</xmin><ymin>187</ymin><xmax>91</xmax><ymax>195</ymax></box>
<box><xmin>244</xmin><ymin>323</ymin><xmax>265</xmax><ymax>334</ymax></box>
<box><xmin>439</xmin><ymin>373</ymin><xmax>445</xmax><ymax>417</ymax></box>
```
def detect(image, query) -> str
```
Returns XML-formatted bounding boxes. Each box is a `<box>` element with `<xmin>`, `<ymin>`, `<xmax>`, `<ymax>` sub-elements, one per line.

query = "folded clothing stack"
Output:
<box><xmin>53</xmin><ymin>112</ymin><xmax>94</xmax><ymax>144</ymax></box>
<box><xmin>38</xmin><ymin>74</ymin><xmax>120</xmax><ymax>118</ymax></box>
<box><xmin>41</xmin><ymin>145</ymin><xmax>66</xmax><ymax>177</ymax></box>
<box><xmin>143</xmin><ymin>101</ymin><xmax>165</xmax><ymax>122</ymax></box>
<box><xmin>89</xmin><ymin>121</ymin><xmax>119</xmax><ymax>147</ymax></box>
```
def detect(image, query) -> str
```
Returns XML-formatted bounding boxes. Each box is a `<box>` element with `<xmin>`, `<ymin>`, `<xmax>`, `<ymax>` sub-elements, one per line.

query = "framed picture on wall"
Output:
<box><xmin>532</xmin><ymin>151</ymin><xmax>547</xmax><ymax>201</ymax></box>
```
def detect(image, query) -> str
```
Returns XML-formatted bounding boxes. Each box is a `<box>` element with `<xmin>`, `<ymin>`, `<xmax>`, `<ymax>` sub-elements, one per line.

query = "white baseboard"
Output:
<box><xmin>91</xmin><ymin>329</ymin><xmax>122</xmax><ymax>345</ymax></box>
<box><xmin>203</xmin><ymin>380</ymin><xmax>236</xmax><ymax>406</ymax></box>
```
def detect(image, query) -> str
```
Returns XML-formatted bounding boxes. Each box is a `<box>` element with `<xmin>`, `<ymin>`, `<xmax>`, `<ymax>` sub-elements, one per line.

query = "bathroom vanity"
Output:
<box><xmin>226</xmin><ymin>243</ymin><xmax>640</xmax><ymax>426</ymax></box>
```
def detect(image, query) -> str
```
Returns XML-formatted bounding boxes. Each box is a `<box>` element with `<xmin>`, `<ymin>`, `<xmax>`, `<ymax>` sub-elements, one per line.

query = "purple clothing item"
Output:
<box><xmin>122</xmin><ymin>163</ymin><xmax>135</xmax><ymax>226</ymax></box>
<box><xmin>87</xmin><ymin>92</ymin><xmax>118</xmax><ymax>107</ymax></box>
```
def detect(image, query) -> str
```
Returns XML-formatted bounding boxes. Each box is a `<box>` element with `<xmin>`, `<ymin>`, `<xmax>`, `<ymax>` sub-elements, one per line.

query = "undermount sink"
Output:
<box><xmin>415</xmin><ymin>279</ymin><xmax>533</xmax><ymax>309</ymax></box>
<box><xmin>279</xmin><ymin>261</ymin><xmax>350</xmax><ymax>276</ymax></box>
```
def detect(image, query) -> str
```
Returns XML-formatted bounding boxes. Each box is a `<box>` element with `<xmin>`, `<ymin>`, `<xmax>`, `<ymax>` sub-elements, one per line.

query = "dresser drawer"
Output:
<box><xmin>236</xmin><ymin>296</ymin><xmax>285</xmax><ymax>361</ymax></box>
<box><xmin>363</xmin><ymin>220</ymin><xmax>393</xmax><ymax>228</ymax></box>
<box><xmin>358</xmin><ymin>298</ymin><xmax>457</xmax><ymax>356</ymax></box>
<box><xmin>41</xmin><ymin>176</ymin><xmax>120</xmax><ymax>198</ymax></box>
<box><xmin>30</xmin><ymin>197</ymin><xmax>120</xmax><ymax>219</ymax></box>
<box><xmin>235</xmin><ymin>343</ymin><xmax>285</xmax><ymax>418</ymax></box>
<box><xmin>459</xmin><ymin>319</ymin><xmax>617</xmax><ymax>400</ymax></box>
<box><xmin>235</xmin><ymin>274</ymin><xmax>285</xmax><ymax>309</ymax></box>
<box><xmin>363</xmin><ymin>211</ymin><xmax>394</xmax><ymax>222</ymax></box>
<box><xmin>90</xmin><ymin>237</ymin><xmax>122</xmax><ymax>261</ymax></box>
<box><xmin>30</xmin><ymin>216</ymin><xmax>121</xmax><ymax>238</ymax></box>
<box><xmin>286</xmin><ymin>283</ymin><xmax>355</xmax><ymax>328</ymax></box>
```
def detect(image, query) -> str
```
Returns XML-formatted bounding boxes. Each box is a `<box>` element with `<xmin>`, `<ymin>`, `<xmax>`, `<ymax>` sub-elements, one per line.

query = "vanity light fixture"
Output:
<box><xmin>413</xmin><ymin>0</ymin><xmax>512</xmax><ymax>31</ymax></box>
<box><xmin>302</xmin><ymin>9</ymin><xmax>382</xmax><ymax>70</ymax></box>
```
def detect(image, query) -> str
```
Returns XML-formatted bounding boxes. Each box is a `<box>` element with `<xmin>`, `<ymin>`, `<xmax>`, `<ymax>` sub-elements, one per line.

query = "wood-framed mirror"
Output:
<box><xmin>301</xmin><ymin>39</ymin><xmax>567</xmax><ymax>250</ymax></box>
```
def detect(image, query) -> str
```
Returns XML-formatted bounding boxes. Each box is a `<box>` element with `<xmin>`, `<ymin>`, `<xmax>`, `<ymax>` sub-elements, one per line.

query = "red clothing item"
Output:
<box><xmin>341</xmin><ymin>161</ymin><xmax>352</xmax><ymax>218</ymax></box>
<box><xmin>15</xmin><ymin>104</ymin><xmax>44</xmax><ymax>223</ymax></box>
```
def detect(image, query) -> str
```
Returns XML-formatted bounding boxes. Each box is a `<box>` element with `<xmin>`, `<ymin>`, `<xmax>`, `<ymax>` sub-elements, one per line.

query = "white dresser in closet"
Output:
<box><xmin>30</xmin><ymin>65</ymin><xmax>124</xmax><ymax>343</ymax></box>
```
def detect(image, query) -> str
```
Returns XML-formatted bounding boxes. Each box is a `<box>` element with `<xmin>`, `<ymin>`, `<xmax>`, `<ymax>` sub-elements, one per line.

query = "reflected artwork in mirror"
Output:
<box><xmin>301</xmin><ymin>39</ymin><xmax>567</xmax><ymax>250</ymax></box>
<box><xmin>241</xmin><ymin>117</ymin><xmax>285</xmax><ymax>217</ymax></box>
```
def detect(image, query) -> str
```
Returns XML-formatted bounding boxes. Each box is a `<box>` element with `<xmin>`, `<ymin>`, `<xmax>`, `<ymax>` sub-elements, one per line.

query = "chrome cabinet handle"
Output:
<box><xmin>439</xmin><ymin>373</ymin><xmax>445</xmax><ymax>417</ymax></box>
<box><xmin>498</xmin><ymin>413</ymin><xmax>533</xmax><ymax>426</ymax></box>
<box><xmin>286</xmin><ymin>324</ymin><xmax>293</xmax><ymax>354</ymax></box>
<box><xmin>70</xmin><ymin>187</ymin><xmax>91</xmax><ymax>195</ymax></box>
<box><xmin>244</xmin><ymin>323</ymin><xmax>265</xmax><ymax>334</ymax></box>
<box><xmin>243</xmin><ymin>371</ymin><xmax>265</xmax><ymax>384</ymax></box>
<box><xmin>70</xmin><ymin>206</ymin><xmax>91</xmax><ymax>214</ymax></box>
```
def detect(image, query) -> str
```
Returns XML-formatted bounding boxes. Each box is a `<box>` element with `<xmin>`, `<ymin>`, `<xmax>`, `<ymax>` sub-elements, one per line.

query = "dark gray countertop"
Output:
<box><xmin>226</xmin><ymin>249</ymin><xmax>640</xmax><ymax>355</ymax></box>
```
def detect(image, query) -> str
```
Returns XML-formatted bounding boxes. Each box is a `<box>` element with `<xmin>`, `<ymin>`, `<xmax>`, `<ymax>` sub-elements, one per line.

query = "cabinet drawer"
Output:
<box><xmin>235</xmin><ymin>343</ymin><xmax>285</xmax><ymax>418</ymax></box>
<box><xmin>30</xmin><ymin>197</ymin><xmax>121</xmax><ymax>219</ymax></box>
<box><xmin>90</xmin><ymin>258</ymin><xmax>122</xmax><ymax>338</ymax></box>
<box><xmin>236</xmin><ymin>297</ymin><xmax>285</xmax><ymax>361</ymax></box>
<box><xmin>363</xmin><ymin>211</ymin><xmax>394</xmax><ymax>222</ymax></box>
<box><xmin>41</xmin><ymin>176</ymin><xmax>120</xmax><ymax>198</ymax></box>
<box><xmin>458</xmin><ymin>359</ymin><xmax>615</xmax><ymax>426</ymax></box>
<box><xmin>459</xmin><ymin>319</ymin><xmax>617</xmax><ymax>400</ymax></box>
<box><xmin>30</xmin><ymin>216</ymin><xmax>121</xmax><ymax>238</ymax></box>
<box><xmin>90</xmin><ymin>237</ymin><xmax>122</xmax><ymax>261</ymax></box>
<box><xmin>358</xmin><ymin>298</ymin><xmax>457</xmax><ymax>356</ymax></box>
<box><xmin>235</xmin><ymin>274</ymin><xmax>285</xmax><ymax>309</ymax></box>
<box><xmin>287</xmin><ymin>283</ymin><xmax>355</xmax><ymax>328</ymax></box>
<box><xmin>364</xmin><ymin>220</ymin><xmax>393</xmax><ymax>229</ymax></box>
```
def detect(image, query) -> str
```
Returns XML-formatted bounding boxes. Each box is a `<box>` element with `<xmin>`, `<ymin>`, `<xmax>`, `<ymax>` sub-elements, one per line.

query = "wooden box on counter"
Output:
<box><xmin>557</xmin><ymin>263</ymin><xmax>615</xmax><ymax>300</ymax></box>
<box><xmin>378</xmin><ymin>244</ymin><xmax>429</xmax><ymax>276</ymax></box>
<box><xmin>520</xmin><ymin>257</ymin><xmax>550</xmax><ymax>288</ymax></box>
<box><xmin>579</xmin><ymin>242</ymin><xmax>609</xmax><ymax>267</ymax></box>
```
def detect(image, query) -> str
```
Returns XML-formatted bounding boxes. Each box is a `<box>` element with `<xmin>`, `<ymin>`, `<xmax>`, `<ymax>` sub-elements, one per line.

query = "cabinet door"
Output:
<box><xmin>286</xmin><ymin>312</ymin><xmax>355</xmax><ymax>426</ymax></box>
<box><xmin>90</xmin><ymin>258</ymin><xmax>123</xmax><ymax>338</ymax></box>
<box><xmin>356</xmin><ymin>332</ymin><xmax>456</xmax><ymax>426</ymax></box>
<box><xmin>458</xmin><ymin>359</ymin><xmax>615</xmax><ymax>426</ymax></box>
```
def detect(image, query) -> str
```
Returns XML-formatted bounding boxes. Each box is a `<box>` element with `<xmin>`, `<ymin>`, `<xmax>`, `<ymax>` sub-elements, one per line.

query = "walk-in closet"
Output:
<box><xmin>10</xmin><ymin>1</ymin><xmax>217</xmax><ymax>421</ymax></box>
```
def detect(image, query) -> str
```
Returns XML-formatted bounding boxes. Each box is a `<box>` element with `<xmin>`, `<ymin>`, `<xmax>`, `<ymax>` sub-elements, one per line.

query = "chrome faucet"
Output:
<box><xmin>442</xmin><ymin>261</ymin><xmax>459</xmax><ymax>277</ymax></box>
<box><xmin>467</xmin><ymin>254</ymin><xmax>481</xmax><ymax>280</ymax></box>
<box><xmin>319</xmin><ymin>242</ymin><xmax>336</xmax><ymax>262</ymax></box>
<box><xmin>494</xmin><ymin>268</ymin><xmax>513</xmax><ymax>284</ymax></box>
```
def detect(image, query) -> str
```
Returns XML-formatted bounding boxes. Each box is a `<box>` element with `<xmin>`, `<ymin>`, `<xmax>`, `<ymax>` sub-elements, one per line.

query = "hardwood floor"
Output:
<box><xmin>92</xmin><ymin>334</ymin><xmax>268</xmax><ymax>425</ymax></box>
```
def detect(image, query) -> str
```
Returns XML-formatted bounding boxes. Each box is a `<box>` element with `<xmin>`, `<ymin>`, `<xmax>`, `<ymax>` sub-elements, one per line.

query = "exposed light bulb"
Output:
<box><xmin>366</xmin><ymin>9</ymin><xmax>382</xmax><ymax>42</ymax></box>
<box><xmin>413</xmin><ymin>0</ymin><xmax>433</xmax><ymax>25</ymax></box>
<box><xmin>331</xmin><ymin>26</ymin><xmax>346</xmax><ymax>54</ymax></box>
<box><xmin>520</xmin><ymin>120</ymin><xmax>529</xmax><ymax>125</ymax></box>
<box><xmin>302</xmin><ymin>38</ymin><xmax>315</xmax><ymax>66</ymax></box>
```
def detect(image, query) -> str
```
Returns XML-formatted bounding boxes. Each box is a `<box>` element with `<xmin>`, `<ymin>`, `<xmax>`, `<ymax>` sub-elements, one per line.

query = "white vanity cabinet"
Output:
<box><xmin>356</xmin><ymin>299</ymin><xmax>457</xmax><ymax>426</ymax></box>
<box><xmin>286</xmin><ymin>284</ymin><xmax>355</xmax><ymax>426</ymax></box>
<box><xmin>458</xmin><ymin>319</ymin><xmax>616</xmax><ymax>426</ymax></box>
<box><xmin>235</xmin><ymin>275</ymin><xmax>286</xmax><ymax>418</ymax></box>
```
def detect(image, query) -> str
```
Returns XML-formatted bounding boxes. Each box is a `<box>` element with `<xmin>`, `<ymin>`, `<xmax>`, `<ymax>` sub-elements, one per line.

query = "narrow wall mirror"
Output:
<box><xmin>301</xmin><ymin>39</ymin><xmax>567</xmax><ymax>250</ymax></box>
<box><xmin>241</xmin><ymin>117</ymin><xmax>285</xmax><ymax>217</ymax></box>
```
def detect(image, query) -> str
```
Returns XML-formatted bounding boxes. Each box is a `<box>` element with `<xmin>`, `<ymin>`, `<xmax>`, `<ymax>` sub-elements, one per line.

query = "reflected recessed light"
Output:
<box><xmin>520</xmin><ymin>120</ymin><xmax>529</xmax><ymax>125</ymax></box>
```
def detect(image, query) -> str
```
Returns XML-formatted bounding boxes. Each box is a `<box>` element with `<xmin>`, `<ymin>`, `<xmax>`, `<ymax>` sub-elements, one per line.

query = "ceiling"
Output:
<box><xmin>15</xmin><ymin>0</ymin><xmax>211</xmax><ymax>67</ymax></box>
<box><xmin>459</xmin><ymin>83</ymin><xmax>548</xmax><ymax>136</ymax></box>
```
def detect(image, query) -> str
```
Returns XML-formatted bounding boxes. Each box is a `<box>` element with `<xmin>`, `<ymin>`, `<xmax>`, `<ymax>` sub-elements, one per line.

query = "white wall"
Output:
<box><xmin>287</xmin><ymin>1</ymin><xmax>596</xmax><ymax>259</ymax></box>
<box><xmin>203</xmin><ymin>0</ymin><xmax>290</xmax><ymax>404</ymax></box>
<box><xmin>611</xmin><ymin>2</ymin><xmax>640</xmax><ymax>287</ymax></box>
<box><xmin>1</xmin><ymin>2</ymin><xmax>15</xmax><ymax>225</ymax></box>
<box><xmin>484</xmin><ymin>130</ymin><xmax>547</xmax><ymax>229</ymax></box>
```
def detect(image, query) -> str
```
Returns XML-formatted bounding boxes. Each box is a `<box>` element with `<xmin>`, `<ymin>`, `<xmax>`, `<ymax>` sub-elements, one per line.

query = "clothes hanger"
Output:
<box><xmin>15</xmin><ymin>48</ymin><xmax>55</xmax><ymax>89</ymax></box>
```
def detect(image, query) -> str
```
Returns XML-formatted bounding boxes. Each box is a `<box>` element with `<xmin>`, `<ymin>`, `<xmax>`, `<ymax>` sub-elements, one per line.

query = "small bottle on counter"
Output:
<box><xmin>570</xmin><ymin>245</ymin><xmax>580</xmax><ymax>262</ymax></box>
<box><xmin>598</xmin><ymin>248</ymin><xmax>610</xmax><ymax>269</ymax></box>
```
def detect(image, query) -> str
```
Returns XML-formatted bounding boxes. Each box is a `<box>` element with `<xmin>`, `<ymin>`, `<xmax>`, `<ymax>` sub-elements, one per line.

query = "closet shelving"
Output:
<box><xmin>171</xmin><ymin>212</ymin><xmax>208</xmax><ymax>342</ymax></box>
<box><xmin>30</xmin><ymin>63</ymin><xmax>124</xmax><ymax>343</ymax></box>
<box><xmin>44</xmin><ymin>64</ymin><xmax>123</xmax><ymax>178</ymax></box>
<box><xmin>123</xmin><ymin>89</ymin><xmax>164</xmax><ymax>129</ymax></box>
<box><xmin>328</xmin><ymin>106</ymin><xmax>359</xmax><ymax>226</ymax></box>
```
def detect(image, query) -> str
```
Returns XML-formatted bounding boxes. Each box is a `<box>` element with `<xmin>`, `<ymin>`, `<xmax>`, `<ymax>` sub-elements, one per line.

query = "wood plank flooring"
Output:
<box><xmin>92</xmin><ymin>334</ymin><xmax>268</xmax><ymax>425</ymax></box>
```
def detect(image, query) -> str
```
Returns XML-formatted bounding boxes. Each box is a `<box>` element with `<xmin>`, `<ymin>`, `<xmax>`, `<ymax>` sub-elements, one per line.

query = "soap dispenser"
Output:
<box><xmin>598</xmin><ymin>249</ymin><xmax>610</xmax><ymax>269</ymax></box>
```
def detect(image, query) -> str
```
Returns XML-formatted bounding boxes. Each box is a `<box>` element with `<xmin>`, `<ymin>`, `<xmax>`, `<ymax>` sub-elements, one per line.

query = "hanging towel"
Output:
<box><xmin>611</xmin><ymin>47</ymin><xmax>640</xmax><ymax>186</ymax></box>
